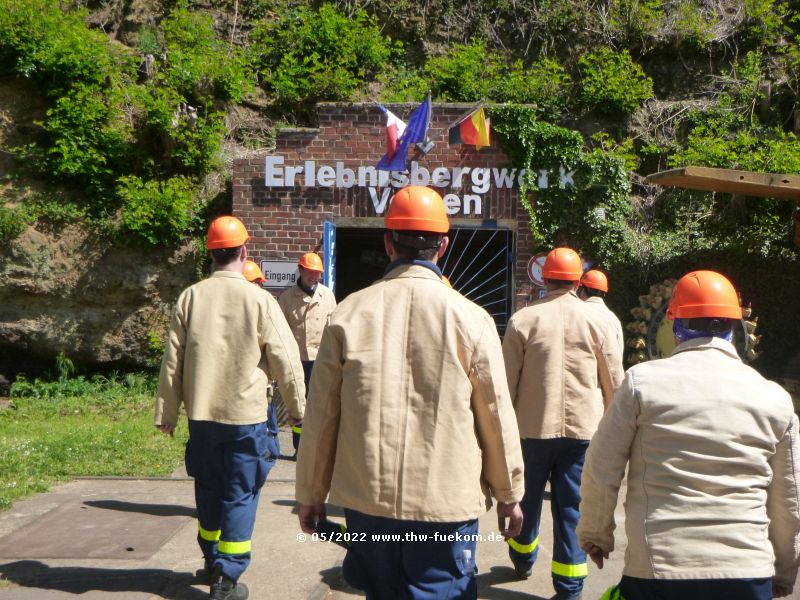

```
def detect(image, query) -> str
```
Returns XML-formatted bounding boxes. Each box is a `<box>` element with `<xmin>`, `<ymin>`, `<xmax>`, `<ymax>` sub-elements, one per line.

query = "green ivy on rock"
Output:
<box><xmin>492</xmin><ymin>106</ymin><xmax>631</xmax><ymax>266</ymax></box>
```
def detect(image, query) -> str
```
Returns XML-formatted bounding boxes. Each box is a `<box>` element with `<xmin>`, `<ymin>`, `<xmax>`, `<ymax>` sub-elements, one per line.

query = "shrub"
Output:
<box><xmin>608</xmin><ymin>0</ymin><xmax>664</xmax><ymax>44</ymax></box>
<box><xmin>670</xmin><ymin>0</ymin><xmax>716</xmax><ymax>48</ymax></box>
<box><xmin>425</xmin><ymin>41</ymin><xmax>500</xmax><ymax>101</ymax></box>
<box><xmin>417</xmin><ymin>43</ymin><xmax>571</xmax><ymax>116</ymax></box>
<box><xmin>494</xmin><ymin>58</ymin><xmax>571</xmax><ymax>115</ymax></box>
<box><xmin>29</xmin><ymin>83</ymin><xmax>133</xmax><ymax>196</ymax></box>
<box><xmin>249</xmin><ymin>4</ymin><xmax>397</xmax><ymax>106</ymax></box>
<box><xmin>578</xmin><ymin>47</ymin><xmax>654</xmax><ymax>113</ymax></box>
<box><xmin>0</xmin><ymin>0</ymin><xmax>249</xmax><ymax>243</ymax></box>
<box><xmin>378</xmin><ymin>64</ymin><xmax>430</xmax><ymax>103</ymax></box>
<box><xmin>118</xmin><ymin>176</ymin><xmax>198</xmax><ymax>246</ymax></box>
<box><xmin>21</xmin><ymin>192</ymin><xmax>88</xmax><ymax>224</ymax></box>
<box><xmin>0</xmin><ymin>206</ymin><xmax>27</xmax><ymax>244</ymax></box>
<box><xmin>158</xmin><ymin>10</ymin><xmax>252</xmax><ymax>104</ymax></box>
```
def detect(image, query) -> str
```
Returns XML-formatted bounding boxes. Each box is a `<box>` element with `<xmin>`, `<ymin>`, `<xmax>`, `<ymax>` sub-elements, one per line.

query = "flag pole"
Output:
<box><xmin>415</xmin><ymin>92</ymin><xmax>435</xmax><ymax>155</ymax></box>
<box><xmin>424</xmin><ymin>91</ymin><xmax>432</xmax><ymax>134</ymax></box>
<box><xmin>448</xmin><ymin>99</ymin><xmax>486</xmax><ymax>130</ymax></box>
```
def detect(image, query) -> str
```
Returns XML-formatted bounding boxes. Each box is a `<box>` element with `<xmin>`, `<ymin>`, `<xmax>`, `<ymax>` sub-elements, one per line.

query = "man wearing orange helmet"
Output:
<box><xmin>155</xmin><ymin>216</ymin><xmax>306</xmax><ymax>600</ymax></box>
<box><xmin>296</xmin><ymin>185</ymin><xmax>524</xmax><ymax>599</ymax></box>
<box><xmin>578</xmin><ymin>270</ymin><xmax>800</xmax><ymax>600</ymax></box>
<box><xmin>278</xmin><ymin>251</ymin><xmax>337</xmax><ymax>456</ymax></box>
<box><xmin>578</xmin><ymin>269</ymin><xmax>624</xmax><ymax>390</ymax></box>
<box><xmin>502</xmin><ymin>247</ymin><xmax>621</xmax><ymax>600</ymax></box>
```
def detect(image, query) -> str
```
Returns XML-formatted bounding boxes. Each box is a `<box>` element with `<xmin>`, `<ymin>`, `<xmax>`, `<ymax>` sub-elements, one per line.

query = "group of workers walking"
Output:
<box><xmin>155</xmin><ymin>184</ymin><xmax>800</xmax><ymax>600</ymax></box>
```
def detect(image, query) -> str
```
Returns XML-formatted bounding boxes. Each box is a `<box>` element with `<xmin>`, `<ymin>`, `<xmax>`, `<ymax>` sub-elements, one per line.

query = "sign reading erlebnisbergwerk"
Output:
<box><xmin>260</xmin><ymin>260</ymin><xmax>297</xmax><ymax>289</ymax></box>
<box><xmin>264</xmin><ymin>156</ymin><xmax>575</xmax><ymax>217</ymax></box>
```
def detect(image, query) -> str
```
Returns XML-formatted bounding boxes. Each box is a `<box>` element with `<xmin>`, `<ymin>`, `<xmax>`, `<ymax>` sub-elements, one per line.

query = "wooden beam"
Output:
<box><xmin>644</xmin><ymin>166</ymin><xmax>800</xmax><ymax>200</ymax></box>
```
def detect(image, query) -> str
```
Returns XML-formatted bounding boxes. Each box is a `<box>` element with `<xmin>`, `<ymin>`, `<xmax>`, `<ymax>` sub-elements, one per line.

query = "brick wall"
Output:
<box><xmin>233</xmin><ymin>102</ymin><xmax>535</xmax><ymax>309</ymax></box>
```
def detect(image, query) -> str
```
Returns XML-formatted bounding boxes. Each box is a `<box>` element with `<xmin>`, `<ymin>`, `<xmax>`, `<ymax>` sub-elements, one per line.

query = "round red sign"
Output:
<box><xmin>527</xmin><ymin>254</ymin><xmax>548</xmax><ymax>287</ymax></box>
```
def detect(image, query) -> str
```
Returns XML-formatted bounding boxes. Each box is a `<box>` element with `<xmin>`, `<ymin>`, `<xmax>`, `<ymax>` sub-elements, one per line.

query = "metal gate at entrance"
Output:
<box><xmin>440</xmin><ymin>227</ymin><xmax>514</xmax><ymax>334</ymax></box>
<box><xmin>326</xmin><ymin>222</ymin><xmax>514</xmax><ymax>334</ymax></box>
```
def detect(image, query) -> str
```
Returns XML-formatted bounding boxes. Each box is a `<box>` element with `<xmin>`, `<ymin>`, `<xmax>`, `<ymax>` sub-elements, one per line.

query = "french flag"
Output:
<box><xmin>379</xmin><ymin>106</ymin><xmax>406</xmax><ymax>162</ymax></box>
<box><xmin>376</xmin><ymin>96</ymin><xmax>431</xmax><ymax>171</ymax></box>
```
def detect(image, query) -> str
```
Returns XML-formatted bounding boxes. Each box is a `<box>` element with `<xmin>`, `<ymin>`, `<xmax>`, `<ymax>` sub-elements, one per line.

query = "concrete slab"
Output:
<box><xmin>0</xmin><ymin>500</ymin><xmax>192</xmax><ymax>560</ymax></box>
<box><xmin>0</xmin><ymin>429</ymin><xmax>346</xmax><ymax>600</ymax></box>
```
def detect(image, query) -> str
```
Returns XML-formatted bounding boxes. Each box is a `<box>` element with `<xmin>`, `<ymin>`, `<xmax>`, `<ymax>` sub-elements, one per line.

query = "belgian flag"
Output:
<box><xmin>448</xmin><ymin>106</ymin><xmax>490</xmax><ymax>149</ymax></box>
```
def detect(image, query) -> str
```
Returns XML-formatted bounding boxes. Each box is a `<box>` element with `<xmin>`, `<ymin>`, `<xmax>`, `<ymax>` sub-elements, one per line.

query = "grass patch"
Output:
<box><xmin>0</xmin><ymin>373</ymin><xmax>188</xmax><ymax>511</ymax></box>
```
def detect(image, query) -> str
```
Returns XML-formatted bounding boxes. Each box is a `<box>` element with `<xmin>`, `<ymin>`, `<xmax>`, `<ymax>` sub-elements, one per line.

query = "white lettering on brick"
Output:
<box><xmin>463</xmin><ymin>194</ymin><xmax>481</xmax><ymax>215</ymax></box>
<box><xmin>265</xmin><ymin>156</ymin><xmax>284</xmax><ymax>186</ymax></box>
<box><xmin>369</xmin><ymin>188</ymin><xmax>392</xmax><ymax>214</ymax></box>
<box><xmin>336</xmin><ymin>162</ymin><xmax>355</xmax><ymax>188</ymax></box>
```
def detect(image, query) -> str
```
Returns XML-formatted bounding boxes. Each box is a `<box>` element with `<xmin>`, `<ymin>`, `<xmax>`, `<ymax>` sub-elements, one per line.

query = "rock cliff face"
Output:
<box><xmin>0</xmin><ymin>224</ymin><xmax>198</xmax><ymax>373</ymax></box>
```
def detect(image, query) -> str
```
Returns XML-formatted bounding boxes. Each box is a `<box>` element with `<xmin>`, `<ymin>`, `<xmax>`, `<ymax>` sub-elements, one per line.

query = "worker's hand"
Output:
<box><xmin>496</xmin><ymin>502</ymin><xmax>523</xmax><ymax>539</ymax></box>
<box><xmin>582</xmin><ymin>541</ymin><xmax>609</xmax><ymax>569</ymax></box>
<box><xmin>156</xmin><ymin>424</ymin><xmax>175</xmax><ymax>436</ymax></box>
<box><xmin>288</xmin><ymin>416</ymin><xmax>303</xmax><ymax>427</ymax></box>
<box><xmin>773</xmin><ymin>583</ymin><xmax>792</xmax><ymax>598</ymax></box>
<box><xmin>298</xmin><ymin>503</ymin><xmax>326</xmax><ymax>534</ymax></box>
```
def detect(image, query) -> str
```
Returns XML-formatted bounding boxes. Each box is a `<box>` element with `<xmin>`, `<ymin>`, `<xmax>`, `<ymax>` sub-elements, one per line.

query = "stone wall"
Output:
<box><xmin>0</xmin><ymin>225</ymin><xmax>197</xmax><ymax>373</ymax></box>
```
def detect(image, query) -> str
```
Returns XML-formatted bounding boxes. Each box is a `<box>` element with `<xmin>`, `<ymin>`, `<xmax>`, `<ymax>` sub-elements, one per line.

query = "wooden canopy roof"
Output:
<box><xmin>644</xmin><ymin>166</ymin><xmax>800</xmax><ymax>200</ymax></box>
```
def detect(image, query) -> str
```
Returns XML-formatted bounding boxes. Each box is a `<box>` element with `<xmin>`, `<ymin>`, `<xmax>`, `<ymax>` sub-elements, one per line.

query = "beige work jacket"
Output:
<box><xmin>295</xmin><ymin>264</ymin><xmax>524</xmax><ymax>522</ymax></box>
<box><xmin>278</xmin><ymin>282</ymin><xmax>337</xmax><ymax>361</ymax></box>
<box><xmin>584</xmin><ymin>296</ymin><xmax>625</xmax><ymax>390</ymax></box>
<box><xmin>155</xmin><ymin>271</ymin><xmax>306</xmax><ymax>426</ymax></box>
<box><xmin>502</xmin><ymin>288</ymin><xmax>622</xmax><ymax>440</ymax></box>
<box><xmin>577</xmin><ymin>337</ymin><xmax>800</xmax><ymax>589</ymax></box>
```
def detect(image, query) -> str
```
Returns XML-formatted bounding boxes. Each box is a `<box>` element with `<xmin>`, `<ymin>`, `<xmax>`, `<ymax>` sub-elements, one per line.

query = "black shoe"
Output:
<box><xmin>195</xmin><ymin>558</ymin><xmax>214</xmax><ymax>584</ymax></box>
<box><xmin>209</xmin><ymin>572</ymin><xmax>249</xmax><ymax>600</ymax></box>
<box><xmin>514</xmin><ymin>562</ymin><xmax>532</xmax><ymax>580</ymax></box>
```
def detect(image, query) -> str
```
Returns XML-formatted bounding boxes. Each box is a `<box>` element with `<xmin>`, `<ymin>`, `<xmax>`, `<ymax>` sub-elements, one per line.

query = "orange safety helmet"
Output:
<box><xmin>298</xmin><ymin>252</ymin><xmax>323</xmax><ymax>272</ymax></box>
<box><xmin>207</xmin><ymin>216</ymin><xmax>249</xmax><ymax>250</ymax></box>
<box><xmin>580</xmin><ymin>269</ymin><xmax>609</xmax><ymax>292</ymax></box>
<box><xmin>542</xmin><ymin>247</ymin><xmax>583</xmax><ymax>281</ymax></box>
<box><xmin>667</xmin><ymin>270</ymin><xmax>742</xmax><ymax>320</ymax></box>
<box><xmin>385</xmin><ymin>186</ymin><xmax>449</xmax><ymax>233</ymax></box>
<box><xmin>242</xmin><ymin>260</ymin><xmax>265</xmax><ymax>283</ymax></box>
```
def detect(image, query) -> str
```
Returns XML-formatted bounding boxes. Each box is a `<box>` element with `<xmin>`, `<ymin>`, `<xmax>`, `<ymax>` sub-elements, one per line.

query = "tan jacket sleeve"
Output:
<box><xmin>470</xmin><ymin>316</ymin><xmax>525</xmax><ymax>504</ymax></box>
<box><xmin>295</xmin><ymin>325</ymin><xmax>342</xmax><ymax>505</ymax></box>
<box><xmin>501</xmin><ymin>318</ymin><xmax>524</xmax><ymax>407</ymax></box>
<box><xmin>154</xmin><ymin>299</ymin><xmax>187</xmax><ymax>427</ymax></box>
<box><xmin>577</xmin><ymin>371</ymin><xmax>639</xmax><ymax>553</ymax></box>
<box><xmin>595</xmin><ymin>328</ymin><xmax>622</xmax><ymax>408</ymax></box>
<box><xmin>263</xmin><ymin>296</ymin><xmax>306</xmax><ymax>420</ymax></box>
<box><xmin>768</xmin><ymin>413</ymin><xmax>800</xmax><ymax>590</ymax></box>
<box><xmin>603</xmin><ymin>323</ymin><xmax>625</xmax><ymax>392</ymax></box>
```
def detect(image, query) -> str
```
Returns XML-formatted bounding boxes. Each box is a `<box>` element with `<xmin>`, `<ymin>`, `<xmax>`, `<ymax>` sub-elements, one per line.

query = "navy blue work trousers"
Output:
<box><xmin>618</xmin><ymin>575</ymin><xmax>773</xmax><ymax>600</ymax></box>
<box><xmin>508</xmin><ymin>437</ymin><xmax>589</xmax><ymax>599</ymax></box>
<box><xmin>185</xmin><ymin>420</ymin><xmax>278</xmax><ymax>582</ymax></box>
<box><xmin>342</xmin><ymin>509</ymin><xmax>479</xmax><ymax>599</ymax></box>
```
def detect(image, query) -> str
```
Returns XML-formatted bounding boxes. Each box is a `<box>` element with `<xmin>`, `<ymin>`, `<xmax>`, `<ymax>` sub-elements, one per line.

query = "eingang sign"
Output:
<box><xmin>260</xmin><ymin>260</ymin><xmax>297</xmax><ymax>289</ymax></box>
